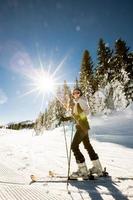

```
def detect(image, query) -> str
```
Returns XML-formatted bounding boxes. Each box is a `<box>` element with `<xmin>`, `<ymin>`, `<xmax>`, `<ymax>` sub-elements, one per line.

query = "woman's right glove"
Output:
<box><xmin>60</xmin><ymin>115</ymin><xmax>73</xmax><ymax>122</ymax></box>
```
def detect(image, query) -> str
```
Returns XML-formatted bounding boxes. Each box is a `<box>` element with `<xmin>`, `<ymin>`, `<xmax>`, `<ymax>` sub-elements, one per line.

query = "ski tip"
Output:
<box><xmin>30</xmin><ymin>175</ymin><xmax>37</xmax><ymax>182</ymax></box>
<box><xmin>49</xmin><ymin>170</ymin><xmax>55</xmax><ymax>177</ymax></box>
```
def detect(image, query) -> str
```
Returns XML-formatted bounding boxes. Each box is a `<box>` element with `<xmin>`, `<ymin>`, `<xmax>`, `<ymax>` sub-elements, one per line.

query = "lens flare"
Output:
<box><xmin>31</xmin><ymin>70</ymin><xmax>55</xmax><ymax>94</ymax></box>
<box><xmin>19</xmin><ymin>54</ymin><xmax>69</xmax><ymax>110</ymax></box>
<box><xmin>19</xmin><ymin>51</ymin><xmax>75</xmax><ymax>111</ymax></box>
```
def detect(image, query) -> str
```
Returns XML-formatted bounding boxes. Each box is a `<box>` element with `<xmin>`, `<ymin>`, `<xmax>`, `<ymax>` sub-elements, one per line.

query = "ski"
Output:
<box><xmin>29</xmin><ymin>168</ymin><xmax>109</xmax><ymax>185</ymax></box>
<box><xmin>29</xmin><ymin>174</ymin><xmax>111</xmax><ymax>185</ymax></box>
<box><xmin>29</xmin><ymin>175</ymin><xmax>67</xmax><ymax>184</ymax></box>
<box><xmin>29</xmin><ymin>174</ymin><xmax>95</xmax><ymax>185</ymax></box>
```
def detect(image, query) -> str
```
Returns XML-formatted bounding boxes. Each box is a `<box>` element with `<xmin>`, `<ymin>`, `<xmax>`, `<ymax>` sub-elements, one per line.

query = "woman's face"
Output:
<box><xmin>72</xmin><ymin>90</ymin><xmax>81</xmax><ymax>99</ymax></box>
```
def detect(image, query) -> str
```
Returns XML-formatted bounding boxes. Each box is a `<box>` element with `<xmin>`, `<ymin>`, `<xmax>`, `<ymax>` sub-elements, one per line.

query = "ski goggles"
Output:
<box><xmin>73</xmin><ymin>91</ymin><xmax>81</xmax><ymax>95</ymax></box>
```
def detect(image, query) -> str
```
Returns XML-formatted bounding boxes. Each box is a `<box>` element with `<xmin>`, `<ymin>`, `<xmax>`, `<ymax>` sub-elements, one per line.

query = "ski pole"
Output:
<box><xmin>63</xmin><ymin>122</ymin><xmax>69</xmax><ymax>164</ymax></box>
<box><xmin>67</xmin><ymin>122</ymin><xmax>74</xmax><ymax>187</ymax></box>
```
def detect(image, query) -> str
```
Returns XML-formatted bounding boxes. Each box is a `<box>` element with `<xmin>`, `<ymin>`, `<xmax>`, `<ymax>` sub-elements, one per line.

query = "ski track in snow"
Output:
<box><xmin>0</xmin><ymin>105</ymin><xmax>133</xmax><ymax>200</ymax></box>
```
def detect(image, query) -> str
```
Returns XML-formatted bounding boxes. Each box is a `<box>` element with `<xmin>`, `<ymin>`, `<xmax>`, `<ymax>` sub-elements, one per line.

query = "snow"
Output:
<box><xmin>0</xmin><ymin>105</ymin><xmax>133</xmax><ymax>199</ymax></box>
<box><xmin>90</xmin><ymin>103</ymin><xmax>133</xmax><ymax>148</ymax></box>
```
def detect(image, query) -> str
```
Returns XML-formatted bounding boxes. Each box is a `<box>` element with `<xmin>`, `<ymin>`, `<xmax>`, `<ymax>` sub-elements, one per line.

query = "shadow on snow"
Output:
<box><xmin>69</xmin><ymin>176</ymin><xmax>128</xmax><ymax>200</ymax></box>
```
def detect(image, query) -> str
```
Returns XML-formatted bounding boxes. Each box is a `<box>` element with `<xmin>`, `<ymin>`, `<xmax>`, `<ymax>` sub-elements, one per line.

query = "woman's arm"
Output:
<box><xmin>78</xmin><ymin>97</ymin><xmax>90</xmax><ymax>115</ymax></box>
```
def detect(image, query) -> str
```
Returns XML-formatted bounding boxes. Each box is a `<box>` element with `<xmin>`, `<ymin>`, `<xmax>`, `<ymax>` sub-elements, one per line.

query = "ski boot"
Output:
<box><xmin>89</xmin><ymin>159</ymin><xmax>103</xmax><ymax>176</ymax></box>
<box><xmin>69</xmin><ymin>162</ymin><xmax>88</xmax><ymax>180</ymax></box>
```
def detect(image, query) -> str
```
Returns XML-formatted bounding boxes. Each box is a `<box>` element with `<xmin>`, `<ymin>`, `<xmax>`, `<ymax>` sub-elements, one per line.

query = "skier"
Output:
<box><xmin>61</xmin><ymin>87</ymin><xmax>103</xmax><ymax>179</ymax></box>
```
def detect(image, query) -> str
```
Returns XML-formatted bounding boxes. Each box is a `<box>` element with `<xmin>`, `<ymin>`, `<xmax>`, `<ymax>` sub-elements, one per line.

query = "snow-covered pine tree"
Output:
<box><xmin>79</xmin><ymin>50</ymin><xmax>93</xmax><ymax>94</ymax></box>
<box><xmin>53</xmin><ymin>81</ymin><xmax>73</xmax><ymax>126</ymax></box>
<box><xmin>75</xmin><ymin>77</ymin><xmax>79</xmax><ymax>88</ymax></box>
<box><xmin>34</xmin><ymin>82</ymin><xmax>71</xmax><ymax>130</ymax></box>
<box><xmin>54</xmin><ymin>85</ymin><xmax>67</xmax><ymax>124</ymax></box>
<box><xmin>111</xmin><ymin>79</ymin><xmax>128</xmax><ymax>111</ymax></box>
<box><xmin>125</xmin><ymin>52</ymin><xmax>133</xmax><ymax>102</ymax></box>
<box><xmin>111</xmin><ymin>39</ymin><xmax>130</xmax><ymax>109</ymax></box>
<box><xmin>46</xmin><ymin>100</ymin><xmax>57</xmax><ymax>129</ymax></box>
<box><xmin>113</xmin><ymin>39</ymin><xmax>129</xmax><ymax>79</ymax></box>
<box><xmin>34</xmin><ymin>112</ymin><xmax>45</xmax><ymax>135</ymax></box>
<box><xmin>54</xmin><ymin>97</ymin><xmax>66</xmax><ymax>127</ymax></box>
<box><xmin>42</xmin><ymin>108</ymin><xmax>48</xmax><ymax>129</ymax></box>
<box><xmin>63</xmin><ymin>80</ymin><xmax>71</xmax><ymax>109</ymax></box>
<box><xmin>95</xmin><ymin>39</ymin><xmax>113</xmax><ymax>86</ymax></box>
<box><xmin>94</xmin><ymin>39</ymin><xmax>113</xmax><ymax>114</ymax></box>
<box><xmin>79</xmin><ymin>50</ymin><xmax>94</xmax><ymax>112</ymax></box>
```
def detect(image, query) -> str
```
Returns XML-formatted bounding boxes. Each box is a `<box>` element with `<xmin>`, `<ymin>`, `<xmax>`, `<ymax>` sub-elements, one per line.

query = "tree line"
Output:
<box><xmin>34</xmin><ymin>38</ymin><xmax>133</xmax><ymax>134</ymax></box>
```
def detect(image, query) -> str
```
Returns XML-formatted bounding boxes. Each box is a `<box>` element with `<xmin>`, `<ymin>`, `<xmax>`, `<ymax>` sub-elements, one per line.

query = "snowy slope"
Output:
<box><xmin>0</xmin><ymin>105</ymin><xmax>133</xmax><ymax>200</ymax></box>
<box><xmin>90</xmin><ymin>103</ymin><xmax>133</xmax><ymax>148</ymax></box>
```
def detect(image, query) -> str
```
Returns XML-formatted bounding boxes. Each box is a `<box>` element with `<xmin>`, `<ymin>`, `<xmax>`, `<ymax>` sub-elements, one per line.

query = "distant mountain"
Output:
<box><xmin>6</xmin><ymin>120</ymin><xmax>35</xmax><ymax>130</ymax></box>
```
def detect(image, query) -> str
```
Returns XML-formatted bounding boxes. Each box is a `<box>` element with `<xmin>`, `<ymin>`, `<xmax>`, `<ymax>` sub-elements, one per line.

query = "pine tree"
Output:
<box><xmin>46</xmin><ymin>100</ymin><xmax>57</xmax><ymax>129</ymax></box>
<box><xmin>125</xmin><ymin>52</ymin><xmax>133</xmax><ymax>102</ymax></box>
<box><xmin>113</xmin><ymin>39</ymin><xmax>129</xmax><ymax>77</ymax></box>
<box><xmin>112</xmin><ymin>79</ymin><xmax>128</xmax><ymax>110</ymax></box>
<box><xmin>42</xmin><ymin>108</ymin><xmax>48</xmax><ymax>129</ymax></box>
<box><xmin>79</xmin><ymin>50</ymin><xmax>93</xmax><ymax>93</ymax></box>
<box><xmin>63</xmin><ymin>80</ymin><xmax>71</xmax><ymax>108</ymax></box>
<box><xmin>95</xmin><ymin>38</ymin><xmax>113</xmax><ymax>87</ymax></box>
<box><xmin>79</xmin><ymin>50</ymin><xmax>94</xmax><ymax>111</ymax></box>
<box><xmin>34</xmin><ymin>112</ymin><xmax>44</xmax><ymax>135</ymax></box>
<box><xmin>75</xmin><ymin>77</ymin><xmax>79</xmax><ymax>88</ymax></box>
<box><xmin>94</xmin><ymin>39</ymin><xmax>113</xmax><ymax>113</ymax></box>
<box><xmin>112</xmin><ymin>39</ymin><xmax>130</xmax><ymax>108</ymax></box>
<box><xmin>54</xmin><ymin>86</ymin><xmax>66</xmax><ymax>121</ymax></box>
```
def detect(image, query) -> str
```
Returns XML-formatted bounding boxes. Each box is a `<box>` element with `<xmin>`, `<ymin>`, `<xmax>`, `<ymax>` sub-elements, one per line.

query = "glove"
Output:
<box><xmin>60</xmin><ymin>116</ymin><xmax>66</xmax><ymax>122</ymax></box>
<box><xmin>60</xmin><ymin>115</ymin><xmax>72</xmax><ymax>122</ymax></box>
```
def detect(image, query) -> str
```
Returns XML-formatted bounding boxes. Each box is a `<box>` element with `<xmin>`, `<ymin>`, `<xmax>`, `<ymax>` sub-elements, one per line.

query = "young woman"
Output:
<box><xmin>61</xmin><ymin>87</ymin><xmax>103</xmax><ymax>179</ymax></box>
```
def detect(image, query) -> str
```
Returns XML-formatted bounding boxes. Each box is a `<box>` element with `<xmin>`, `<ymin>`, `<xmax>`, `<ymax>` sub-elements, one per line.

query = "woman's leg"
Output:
<box><xmin>71</xmin><ymin>127</ymin><xmax>85</xmax><ymax>164</ymax></box>
<box><xmin>82</xmin><ymin>133</ymin><xmax>98</xmax><ymax>161</ymax></box>
<box><xmin>82</xmin><ymin>133</ymin><xmax>103</xmax><ymax>176</ymax></box>
<box><xmin>70</xmin><ymin>126</ymin><xmax>88</xmax><ymax>178</ymax></box>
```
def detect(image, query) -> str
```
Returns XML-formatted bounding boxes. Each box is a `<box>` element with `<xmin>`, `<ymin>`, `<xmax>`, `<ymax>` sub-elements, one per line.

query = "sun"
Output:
<box><xmin>33</xmin><ymin>71</ymin><xmax>55</xmax><ymax>93</ymax></box>
<box><xmin>37</xmin><ymin>76</ymin><xmax>54</xmax><ymax>92</ymax></box>
<box><xmin>22</xmin><ymin>55</ymin><xmax>68</xmax><ymax>97</ymax></box>
<box><xmin>20</xmin><ymin>54</ymin><xmax>74</xmax><ymax>110</ymax></box>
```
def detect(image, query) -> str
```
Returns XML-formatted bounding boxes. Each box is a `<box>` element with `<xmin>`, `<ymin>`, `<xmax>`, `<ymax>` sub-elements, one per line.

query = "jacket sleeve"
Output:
<box><xmin>78</xmin><ymin>97</ymin><xmax>90</xmax><ymax>115</ymax></box>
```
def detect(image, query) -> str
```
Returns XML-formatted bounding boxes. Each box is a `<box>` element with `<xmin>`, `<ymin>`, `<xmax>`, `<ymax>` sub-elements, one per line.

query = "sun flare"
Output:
<box><xmin>33</xmin><ymin>71</ymin><xmax>55</xmax><ymax>93</ymax></box>
<box><xmin>20</xmin><ymin>54</ymin><xmax>74</xmax><ymax>110</ymax></box>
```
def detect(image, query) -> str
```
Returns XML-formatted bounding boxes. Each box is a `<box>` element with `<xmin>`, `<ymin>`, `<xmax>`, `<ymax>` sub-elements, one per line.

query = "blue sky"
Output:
<box><xmin>0</xmin><ymin>0</ymin><xmax>133</xmax><ymax>124</ymax></box>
